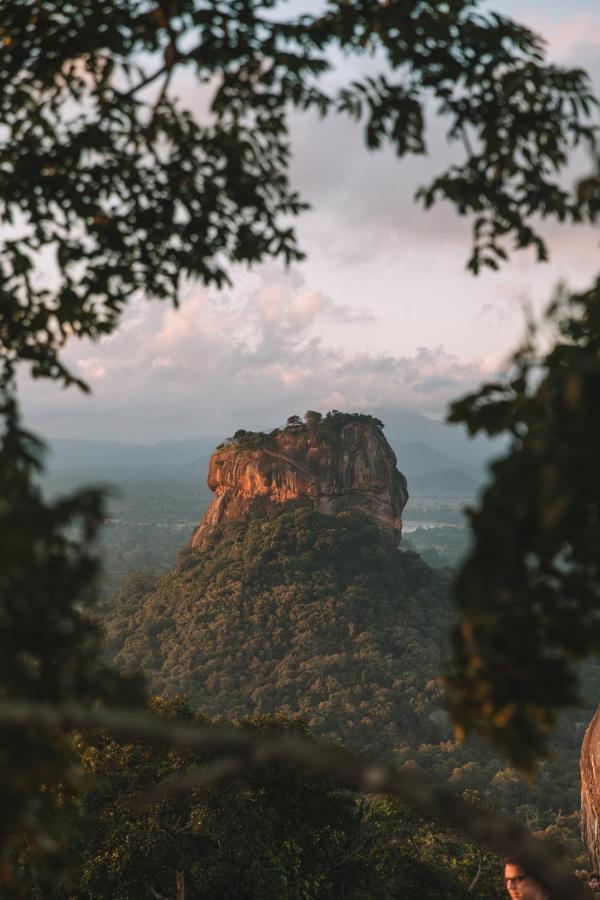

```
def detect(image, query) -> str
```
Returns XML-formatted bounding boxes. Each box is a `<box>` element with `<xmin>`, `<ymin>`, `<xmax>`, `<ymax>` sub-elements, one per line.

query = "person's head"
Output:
<box><xmin>589</xmin><ymin>872</ymin><xmax>600</xmax><ymax>891</ymax></box>
<box><xmin>503</xmin><ymin>861</ymin><xmax>551</xmax><ymax>900</ymax></box>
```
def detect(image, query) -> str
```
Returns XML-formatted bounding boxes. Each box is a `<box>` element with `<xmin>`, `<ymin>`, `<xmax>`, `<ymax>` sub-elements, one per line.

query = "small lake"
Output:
<box><xmin>402</xmin><ymin>522</ymin><xmax>463</xmax><ymax>533</ymax></box>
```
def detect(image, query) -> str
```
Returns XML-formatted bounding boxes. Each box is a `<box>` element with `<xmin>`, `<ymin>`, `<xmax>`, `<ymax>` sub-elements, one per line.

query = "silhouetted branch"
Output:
<box><xmin>0</xmin><ymin>701</ymin><xmax>587</xmax><ymax>900</ymax></box>
<box><xmin>119</xmin><ymin>63</ymin><xmax>171</xmax><ymax>100</ymax></box>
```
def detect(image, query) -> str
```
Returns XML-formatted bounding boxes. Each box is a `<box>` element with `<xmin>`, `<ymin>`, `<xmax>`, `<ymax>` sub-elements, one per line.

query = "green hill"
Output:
<box><xmin>103</xmin><ymin>504</ymin><xmax>600</xmax><ymax>834</ymax></box>
<box><xmin>105</xmin><ymin>509</ymin><xmax>453</xmax><ymax>758</ymax></box>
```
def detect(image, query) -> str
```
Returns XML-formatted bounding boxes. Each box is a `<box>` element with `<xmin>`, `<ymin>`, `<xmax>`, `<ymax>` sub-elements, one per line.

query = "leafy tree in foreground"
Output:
<box><xmin>0</xmin><ymin>395</ymin><xmax>144</xmax><ymax>880</ymax></box>
<box><xmin>0</xmin><ymin>0</ymin><xmax>598</xmax><ymax>892</ymax></box>
<box><xmin>19</xmin><ymin>699</ymin><xmax>477</xmax><ymax>899</ymax></box>
<box><xmin>447</xmin><ymin>279</ymin><xmax>600</xmax><ymax>768</ymax></box>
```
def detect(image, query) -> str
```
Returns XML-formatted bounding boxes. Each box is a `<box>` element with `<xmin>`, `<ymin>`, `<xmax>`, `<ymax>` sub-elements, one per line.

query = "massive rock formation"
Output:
<box><xmin>191</xmin><ymin>416</ymin><xmax>408</xmax><ymax>549</ymax></box>
<box><xmin>581</xmin><ymin>706</ymin><xmax>600</xmax><ymax>869</ymax></box>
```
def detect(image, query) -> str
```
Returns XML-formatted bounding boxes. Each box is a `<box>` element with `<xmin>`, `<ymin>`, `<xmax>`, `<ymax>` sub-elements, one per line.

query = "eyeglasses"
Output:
<box><xmin>504</xmin><ymin>874</ymin><xmax>527</xmax><ymax>887</ymax></box>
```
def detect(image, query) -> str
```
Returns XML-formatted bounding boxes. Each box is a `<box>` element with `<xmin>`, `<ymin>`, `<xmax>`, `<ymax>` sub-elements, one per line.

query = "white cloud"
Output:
<box><xmin>16</xmin><ymin>0</ymin><xmax>599</xmax><ymax>443</ymax></box>
<box><xmin>252</xmin><ymin>281</ymin><xmax>373</xmax><ymax>334</ymax></box>
<box><xmin>289</xmin><ymin>290</ymin><xmax>323</xmax><ymax>328</ymax></box>
<box><xmin>20</xmin><ymin>276</ymin><xmax>501</xmax><ymax>441</ymax></box>
<box><xmin>77</xmin><ymin>357</ymin><xmax>106</xmax><ymax>380</ymax></box>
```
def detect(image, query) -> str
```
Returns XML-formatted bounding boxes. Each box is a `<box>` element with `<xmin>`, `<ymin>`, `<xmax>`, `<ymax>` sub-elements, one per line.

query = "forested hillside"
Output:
<box><xmin>19</xmin><ymin>700</ymin><xmax>494</xmax><ymax>899</ymax></box>
<box><xmin>104</xmin><ymin>507</ymin><xmax>600</xmax><ymax>831</ymax></box>
<box><xmin>105</xmin><ymin>509</ymin><xmax>449</xmax><ymax>756</ymax></box>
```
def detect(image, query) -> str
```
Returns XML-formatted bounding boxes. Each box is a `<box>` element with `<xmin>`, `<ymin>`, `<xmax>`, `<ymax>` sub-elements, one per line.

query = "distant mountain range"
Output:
<box><xmin>42</xmin><ymin>410</ymin><xmax>504</xmax><ymax>487</ymax></box>
<box><xmin>378</xmin><ymin>409</ymin><xmax>503</xmax><ymax>475</ymax></box>
<box><xmin>390</xmin><ymin>441</ymin><xmax>467</xmax><ymax>478</ymax></box>
<box><xmin>44</xmin><ymin>437</ymin><xmax>221</xmax><ymax>473</ymax></box>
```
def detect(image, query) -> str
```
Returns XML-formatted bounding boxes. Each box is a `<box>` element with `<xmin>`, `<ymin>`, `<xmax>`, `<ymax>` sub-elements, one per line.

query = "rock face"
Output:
<box><xmin>191</xmin><ymin>420</ymin><xmax>408</xmax><ymax>549</ymax></box>
<box><xmin>581</xmin><ymin>706</ymin><xmax>600</xmax><ymax>869</ymax></box>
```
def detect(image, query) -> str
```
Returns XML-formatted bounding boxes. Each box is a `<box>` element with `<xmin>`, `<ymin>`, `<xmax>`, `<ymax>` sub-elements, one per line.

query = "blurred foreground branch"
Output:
<box><xmin>0</xmin><ymin>701</ymin><xmax>587</xmax><ymax>900</ymax></box>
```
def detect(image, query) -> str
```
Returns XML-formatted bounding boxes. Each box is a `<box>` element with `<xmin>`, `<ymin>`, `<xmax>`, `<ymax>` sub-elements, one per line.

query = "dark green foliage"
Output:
<box><xmin>105</xmin><ymin>509</ymin><xmax>452</xmax><ymax>756</ymax></box>
<box><xmin>104</xmin><ymin>505</ymin><xmax>600</xmax><ymax>830</ymax></box>
<box><xmin>366</xmin><ymin>798</ymin><xmax>503</xmax><ymax>899</ymax></box>
<box><xmin>0</xmin><ymin>394</ymin><xmax>143</xmax><ymax>876</ymax></box>
<box><xmin>22</xmin><ymin>701</ymin><xmax>370</xmax><ymax>898</ymax></box>
<box><xmin>19</xmin><ymin>699</ymin><xmax>477</xmax><ymax>899</ymax></box>
<box><xmin>0</xmin><ymin>0</ymin><xmax>596</xmax><ymax>387</ymax></box>
<box><xmin>222</xmin><ymin>411</ymin><xmax>386</xmax><ymax>447</ymax></box>
<box><xmin>304</xmin><ymin>410</ymin><xmax>323</xmax><ymax>427</ymax></box>
<box><xmin>321</xmin><ymin>411</ymin><xmax>385</xmax><ymax>432</ymax></box>
<box><xmin>447</xmin><ymin>280</ymin><xmax>600</xmax><ymax>768</ymax></box>
<box><xmin>223</xmin><ymin>429</ymin><xmax>267</xmax><ymax>450</ymax></box>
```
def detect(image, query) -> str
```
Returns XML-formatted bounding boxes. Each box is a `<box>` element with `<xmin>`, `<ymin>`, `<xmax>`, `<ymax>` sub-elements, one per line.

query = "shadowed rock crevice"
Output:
<box><xmin>190</xmin><ymin>418</ymin><xmax>409</xmax><ymax>549</ymax></box>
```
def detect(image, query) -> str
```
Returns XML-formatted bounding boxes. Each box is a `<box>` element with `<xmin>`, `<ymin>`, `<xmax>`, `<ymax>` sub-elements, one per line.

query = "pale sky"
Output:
<box><xmin>19</xmin><ymin>1</ymin><xmax>600</xmax><ymax>442</ymax></box>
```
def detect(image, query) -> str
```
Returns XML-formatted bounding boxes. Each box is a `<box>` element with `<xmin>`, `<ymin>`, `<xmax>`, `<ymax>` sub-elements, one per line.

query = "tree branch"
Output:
<box><xmin>0</xmin><ymin>701</ymin><xmax>587</xmax><ymax>900</ymax></box>
<box><xmin>119</xmin><ymin>63</ymin><xmax>171</xmax><ymax>100</ymax></box>
<box><xmin>136</xmin><ymin>755</ymin><xmax>247</xmax><ymax>806</ymax></box>
<box><xmin>468</xmin><ymin>853</ymin><xmax>483</xmax><ymax>892</ymax></box>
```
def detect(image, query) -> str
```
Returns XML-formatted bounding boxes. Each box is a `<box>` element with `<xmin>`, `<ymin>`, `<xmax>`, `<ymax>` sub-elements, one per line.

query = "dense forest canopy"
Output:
<box><xmin>218</xmin><ymin>410</ymin><xmax>386</xmax><ymax>449</ymax></box>
<box><xmin>104</xmin><ymin>507</ymin><xmax>600</xmax><ymax>820</ymax></box>
<box><xmin>16</xmin><ymin>700</ymin><xmax>497</xmax><ymax>899</ymax></box>
<box><xmin>105</xmin><ymin>508</ymin><xmax>452</xmax><ymax>753</ymax></box>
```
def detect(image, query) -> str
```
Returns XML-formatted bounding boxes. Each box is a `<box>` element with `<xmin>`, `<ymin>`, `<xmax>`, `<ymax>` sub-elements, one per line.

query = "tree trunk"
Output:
<box><xmin>580</xmin><ymin>706</ymin><xmax>600</xmax><ymax>870</ymax></box>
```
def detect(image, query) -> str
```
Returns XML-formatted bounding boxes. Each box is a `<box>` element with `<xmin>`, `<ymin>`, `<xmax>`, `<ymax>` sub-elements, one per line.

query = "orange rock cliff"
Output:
<box><xmin>190</xmin><ymin>415</ymin><xmax>409</xmax><ymax>549</ymax></box>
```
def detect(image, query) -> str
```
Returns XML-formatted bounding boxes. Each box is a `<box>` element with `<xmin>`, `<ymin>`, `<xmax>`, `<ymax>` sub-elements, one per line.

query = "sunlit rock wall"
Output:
<box><xmin>191</xmin><ymin>421</ymin><xmax>408</xmax><ymax>549</ymax></box>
